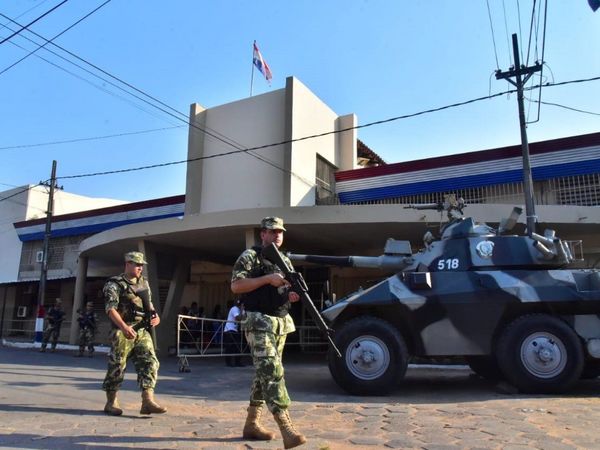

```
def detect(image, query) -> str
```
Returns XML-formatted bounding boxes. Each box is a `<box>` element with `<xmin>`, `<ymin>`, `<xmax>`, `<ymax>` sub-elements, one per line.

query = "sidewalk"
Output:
<box><xmin>1</xmin><ymin>344</ymin><xmax>600</xmax><ymax>449</ymax></box>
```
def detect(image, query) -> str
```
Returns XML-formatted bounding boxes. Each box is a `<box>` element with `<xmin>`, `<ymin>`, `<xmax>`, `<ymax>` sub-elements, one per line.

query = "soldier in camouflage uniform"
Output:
<box><xmin>231</xmin><ymin>217</ymin><xmax>307</xmax><ymax>449</ymax></box>
<box><xmin>101</xmin><ymin>251</ymin><xmax>167</xmax><ymax>416</ymax></box>
<box><xmin>76</xmin><ymin>301</ymin><xmax>97</xmax><ymax>357</ymax></box>
<box><xmin>40</xmin><ymin>299</ymin><xmax>65</xmax><ymax>352</ymax></box>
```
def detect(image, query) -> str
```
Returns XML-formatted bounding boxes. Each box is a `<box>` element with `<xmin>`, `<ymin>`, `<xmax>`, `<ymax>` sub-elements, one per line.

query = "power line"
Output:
<box><xmin>534</xmin><ymin>100</ymin><xmax>600</xmax><ymax>116</ymax></box>
<box><xmin>0</xmin><ymin>0</ymin><xmax>68</xmax><ymax>46</ymax></box>
<box><xmin>0</xmin><ymin>183</ymin><xmax>44</xmax><ymax>203</ymax></box>
<box><xmin>485</xmin><ymin>0</ymin><xmax>500</xmax><ymax>69</ymax></box>
<box><xmin>0</xmin><ymin>125</ymin><xmax>185</xmax><ymax>151</ymax></box>
<box><xmin>0</xmin><ymin>13</ymin><xmax>314</xmax><ymax>186</ymax></box>
<box><xmin>55</xmin><ymin>74</ymin><xmax>600</xmax><ymax>182</ymax></box>
<box><xmin>3</xmin><ymin>35</ymin><xmax>183</xmax><ymax>126</ymax></box>
<box><xmin>0</xmin><ymin>0</ymin><xmax>51</xmax><ymax>33</ymax></box>
<box><xmin>56</xmin><ymin>89</ymin><xmax>517</xmax><ymax>181</ymax></box>
<box><xmin>0</xmin><ymin>0</ymin><xmax>112</xmax><ymax>76</ymax></box>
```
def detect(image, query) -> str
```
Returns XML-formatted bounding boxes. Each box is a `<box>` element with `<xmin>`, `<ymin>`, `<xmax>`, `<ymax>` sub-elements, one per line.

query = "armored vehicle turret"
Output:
<box><xmin>291</xmin><ymin>195</ymin><xmax>600</xmax><ymax>395</ymax></box>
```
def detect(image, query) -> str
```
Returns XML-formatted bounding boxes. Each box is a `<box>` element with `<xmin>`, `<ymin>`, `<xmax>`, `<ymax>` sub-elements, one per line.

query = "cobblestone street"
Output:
<box><xmin>1</xmin><ymin>345</ymin><xmax>600</xmax><ymax>449</ymax></box>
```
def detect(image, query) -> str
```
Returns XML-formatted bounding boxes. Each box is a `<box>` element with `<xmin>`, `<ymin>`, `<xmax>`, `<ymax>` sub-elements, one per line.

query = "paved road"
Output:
<box><xmin>1</xmin><ymin>345</ymin><xmax>600</xmax><ymax>449</ymax></box>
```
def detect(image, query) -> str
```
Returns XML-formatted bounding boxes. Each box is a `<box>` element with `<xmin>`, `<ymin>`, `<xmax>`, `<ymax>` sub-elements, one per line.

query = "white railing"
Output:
<box><xmin>175</xmin><ymin>315</ymin><xmax>327</xmax><ymax>372</ymax></box>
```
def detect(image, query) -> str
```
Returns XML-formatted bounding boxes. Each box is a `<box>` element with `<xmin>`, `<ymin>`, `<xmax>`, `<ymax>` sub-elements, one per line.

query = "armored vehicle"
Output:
<box><xmin>291</xmin><ymin>195</ymin><xmax>600</xmax><ymax>395</ymax></box>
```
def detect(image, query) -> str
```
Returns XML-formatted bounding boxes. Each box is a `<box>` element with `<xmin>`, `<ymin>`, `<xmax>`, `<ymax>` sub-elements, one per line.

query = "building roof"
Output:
<box><xmin>357</xmin><ymin>139</ymin><xmax>386</xmax><ymax>167</ymax></box>
<box><xmin>14</xmin><ymin>195</ymin><xmax>184</xmax><ymax>242</ymax></box>
<box><xmin>336</xmin><ymin>132</ymin><xmax>600</xmax><ymax>204</ymax></box>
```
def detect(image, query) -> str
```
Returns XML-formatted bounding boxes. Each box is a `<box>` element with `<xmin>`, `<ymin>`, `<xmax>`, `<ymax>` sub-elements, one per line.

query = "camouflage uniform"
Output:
<box><xmin>101</xmin><ymin>274</ymin><xmax>159</xmax><ymax>391</ymax></box>
<box><xmin>232</xmin><ymin>247</ymin><xmax>296</xmax><ymax>414</ymax></box>
<box><xmin>77</xmin><ymin>304</ymin><xmax>97</xmax><ymax>356</ymax></box>
<box><xmin>41</xmin><ymin>304</ymin><xmax>65</xmax><ymax>351</ymax></box>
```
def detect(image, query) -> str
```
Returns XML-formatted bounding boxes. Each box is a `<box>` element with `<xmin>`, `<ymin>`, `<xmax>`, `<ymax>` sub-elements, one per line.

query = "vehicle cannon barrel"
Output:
<box><xmin>289</xmin><ymin>254</ymin><xmax>413</xmax><ymax>271</ymax></box>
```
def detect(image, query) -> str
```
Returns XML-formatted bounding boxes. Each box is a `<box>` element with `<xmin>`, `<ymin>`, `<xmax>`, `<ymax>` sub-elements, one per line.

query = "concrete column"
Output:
<box><xmin>156</xmin><ymin>259</ymin><xmax>189</xmax><ymax>357</ymax></box>
<box><xmin>69</xmin><ymin>255</ymin><xmax>88</xmax><ymax>344</ymax></box>
<box><xmin>185</xmin><ymin>103</ymin><xmax>207</xmax><ymax>215</ymax></box>
<box><xmin>336</xmin><ymin>113</ymin><xmax>358</xmax><ymax>171</ymax></box>
<box><xmin>283</xmin><ymin>76</ymin><xmax>294</xmax><ymax>207</ymax></box>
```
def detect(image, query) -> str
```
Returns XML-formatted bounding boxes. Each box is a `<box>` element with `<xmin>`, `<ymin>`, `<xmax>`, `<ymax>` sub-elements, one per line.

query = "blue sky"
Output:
<box><xmin>0</xmin><ymin>1</ymin><xmax>598</xmax><ymax>202</ymax></box>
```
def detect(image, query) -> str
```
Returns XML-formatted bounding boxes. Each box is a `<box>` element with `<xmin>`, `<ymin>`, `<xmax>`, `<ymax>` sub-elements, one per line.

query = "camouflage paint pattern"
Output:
<box><xmin>102</xmin><ymin>328</ymin><xmax>159</xmax><ymax>391</ymax></box>
<box><xmin>231</xmin><ymin>248</ymin><xmax>293</xmax><ymax>283</ymax></box>
<box><xmin>233</xmin><ymin>247</ymin><xmax>297</xmax><ymax>414</ymax></box>
<box><xmin>103</xmin><ymin>274</ymin><xmax>153</xmax><ymax>326</ymax></box>
<box><xmin>41</xmin><ymin>306</ymin><xmax>65</xmax><ymax>350</ymax></box>
<box><xmin>78</xmin><ymin>309</ymin><xmax>97</xmax><ymax>352</ymax></box>
<box><xmin>78</xmin><ymin>327</ymin><xmax>96</xmax><ymax>352</ymax></box>
<box><xmin>243</xmin><ymin>311</ymin><xmax>295</xmax><ymax>414</ymax></box>
<box><xmin>102</xmin><ymin>274</ymin><xmax>159</xmax><ymax>391</ymax></box>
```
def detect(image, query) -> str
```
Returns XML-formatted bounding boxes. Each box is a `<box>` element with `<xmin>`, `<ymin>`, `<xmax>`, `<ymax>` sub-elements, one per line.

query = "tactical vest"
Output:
<box><xmin>109</xmin><ymin>275</ymin><xmax>146</xmax><ymax>325</ymax></box>
<box><xmin>240</xmin><ymin>246</ymin><xmax>290</xmax><ymax>318</ymax></box>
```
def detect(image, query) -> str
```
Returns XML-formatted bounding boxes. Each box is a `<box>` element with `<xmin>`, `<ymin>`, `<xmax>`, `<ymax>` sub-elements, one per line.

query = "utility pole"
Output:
<box><xmin>495</xmin><ymin>33</ymin><xmax>542</xmax><ymax>235</ymax></box>
<box><xmin>35</xmin><ymin>160</ymin><xmax>58</xmax><ymax>343</ymax></box>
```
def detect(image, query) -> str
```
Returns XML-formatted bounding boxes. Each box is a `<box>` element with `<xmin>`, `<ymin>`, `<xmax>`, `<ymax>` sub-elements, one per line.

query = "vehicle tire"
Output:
<box><xmin>466</xmin><ymin>355</ymin><xmax>503</xmax><ymax>381</ymax></box>
<box><xmin>327</xmin><ymin>316</ymin><xmax>408</xmax><ymax>395</ymax></box>
<box><xmin>496</xmin><ymin>314</ymin><xmax>584</xmax><ymax>394</ymax></box>
<box><xmin>581</xmin><ymin>360</ymin><xmax>600</xmax><ymax>379</ymax></box>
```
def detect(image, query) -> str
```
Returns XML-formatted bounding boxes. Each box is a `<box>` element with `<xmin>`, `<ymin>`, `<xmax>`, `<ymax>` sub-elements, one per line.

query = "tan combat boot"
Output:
<box><xmin>242</xmin><ymin>404</ymin><xmax>276</xmax><ymax>440</ymax></box>
<box><xmin>140</xmin><ymin>389</ymin><xmax>167</xmax><ymax>415</ymax></box>
<box><xmin>103</xmin><ymin>391</ymin><xmax>123</xmax><ymax>416</ymax></box>
<box><xmin>273</xmin><ymin>409</ymin><xmax>307</xmax><ymax>449</ymax></box>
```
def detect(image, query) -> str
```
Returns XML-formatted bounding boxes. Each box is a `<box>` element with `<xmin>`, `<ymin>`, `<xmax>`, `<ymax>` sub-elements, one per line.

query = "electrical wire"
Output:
<box><xmin>0</xmin><ymin>0</ymin><xmax>68</xmax><ymax>45</ymax></box>
<box><xmin>54</xmin><ymin>74</ymin><xmax>600</xmax><ymax>182</ymax></box>
<box><xmin>56</xmin><ymin>90</ymin><xmax>518</xmax><ymax>181</ymax></box>
<box><xmin>525</xmin><ymin>0</ymin><xmax>537</xmax><ymax>66</ymax></box>
<box><xmin>2</xmin><ymin>35</ymin><xmax>182</xmax><ymax>126</ymax></box>
<box><xmin>0</xmin><ymin>0</ymin><xmax>51</xmax><ymax>33</ymax></box>
<box><xmin>527</xmin><ymin>0</ymin><xmax>548</xmax><ymax>125</ymax></box>
<box><xmin>0</xmin><ymin>0</ymin><xmax>112</xmax><ymax>76</ymax></box>
<box><xmin>516</xmin><ymin>0</ymin><xmax>524</xmax><ymax>64</ymax></box>
<box><xmin>502</xmin><ymin>0</ymin><xmax>513</xmax><ymax>67</ymax></box>
<box><xmin>0</xmin><ymin>13</ymin><xmax>314</xmax><ymax>186</ymax></box>
<box><xmin>0</xmin><ymin>183</ymin><xmax>44</xmax><ymax>203</ymax></box>
<box><xmin>533</xmin><ymin>100</ymin><xmax>600</xmax><ymax>117</ymax></box>
<box><xmin>0</xmin><ymin>126</ymin><xmax>185</xmax><ymax>151</ymax></box>
<box><xmin>486</xmin><ymin>0</ymin><xmax>500</xmax><ymax>70</ymax></box>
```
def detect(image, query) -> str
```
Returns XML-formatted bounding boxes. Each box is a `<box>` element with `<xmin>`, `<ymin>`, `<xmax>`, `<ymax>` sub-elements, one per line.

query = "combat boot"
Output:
<box><xmin>140</xmin><ymin>389</ymin><xmax>167</xmax><ymax>415</ymax></box>
<box><xmin>273</xmin><ymin>409</ymin><xmax>306</xmax><ymax>449</ymax></box>
<box><xmin>76</xmin><ymin>348</ymin><xmax>84</xmax><ymax>357</ymax></box>
<box><xmin>103</xmin><ymin>391</ymin><xmax>123</xmax><ymax>416</ymax></box>
<box><xmin>243</xmin><ymin>404</ymin><xmax>276</xmax><ymax>440</ymax></box>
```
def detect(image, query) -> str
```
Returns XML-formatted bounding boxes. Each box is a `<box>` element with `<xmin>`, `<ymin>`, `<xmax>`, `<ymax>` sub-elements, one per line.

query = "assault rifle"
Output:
<box><xmin>262</xmin><ymin>243</ymin><xmax>342</xmax><ymax>358</ymax></box>
<box><xmin>76</xmin><ymin>309</ymin><xmax>96</xmax><ymax>330</ymax></box>
<box><xmin>132</xmin><ymin>288</ymin><xmax>158</xmax><ymax>350</ymax></box>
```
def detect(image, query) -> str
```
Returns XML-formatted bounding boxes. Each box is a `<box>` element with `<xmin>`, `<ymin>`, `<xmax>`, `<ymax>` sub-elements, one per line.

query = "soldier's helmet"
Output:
<box><xmin>124</xmin><ymin>251</ymin><xmax>147</xmax><ymax>264</ymax></box>
<box><xmin>261</xmin><ymin>216</ymin><xmax>286</xmax><ymax>231</ymax></box>
<box><xmin>55</xmin><ymin>298</ymin><xmax>62</xmax><ymax>305</ymax></box>
<box><xmin>86</xmin><ymin>301</ymin><xmax>94</xmax><ymax>308</ymax></box>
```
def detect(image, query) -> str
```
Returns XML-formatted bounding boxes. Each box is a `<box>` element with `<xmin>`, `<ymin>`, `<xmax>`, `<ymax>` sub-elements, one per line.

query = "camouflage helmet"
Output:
<box><xmin>124</xmin><ymin>251</ymin><xmax>147</xmax><ymax>265</ymax></box>
<box><xmin>261</xmin><ymin>216</ymin><xmax>286</xmax><ymax>231</ymax></box>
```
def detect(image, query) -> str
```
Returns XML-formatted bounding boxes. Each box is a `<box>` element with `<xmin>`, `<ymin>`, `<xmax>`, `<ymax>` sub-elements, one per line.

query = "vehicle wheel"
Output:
<box><xmin>497</xmin><ymin>314</ymin><xmax>584</xmax><ymax>393</ymax></box>
<box><xmin>466</xmin><ymin>355</ymin><xmax>503</xmax><ymax>381</ymax></box>
<box><xmin>328</xmin><ymin>316</ymin><xmax>408</xmax><ymax>395</ymax></box>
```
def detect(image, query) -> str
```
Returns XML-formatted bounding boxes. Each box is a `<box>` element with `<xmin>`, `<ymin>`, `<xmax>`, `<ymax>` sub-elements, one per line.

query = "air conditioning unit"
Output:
<box><xmin>36</xmin><ymin>251</ymin><xmax>44</xmax><ymax>263</ymax></box>
<box><xmin>17</xmin><ymin>306</ymin><xmax>27</xmax><ymax>318</ymax></box>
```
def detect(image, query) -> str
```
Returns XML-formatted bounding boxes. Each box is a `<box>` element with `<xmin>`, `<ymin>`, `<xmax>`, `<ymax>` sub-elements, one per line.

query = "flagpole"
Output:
<box><xmin>250</xmin><ymin>40</ymin><xmax>255</xmax><ymax>97</ymax></box>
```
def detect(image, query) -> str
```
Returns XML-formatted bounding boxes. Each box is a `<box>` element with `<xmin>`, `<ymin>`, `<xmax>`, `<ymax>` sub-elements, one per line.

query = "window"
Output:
<box><xmin>316</xmin><ymin>155</ymin><xmax>337</xmax><ymax>205</ymax></box>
